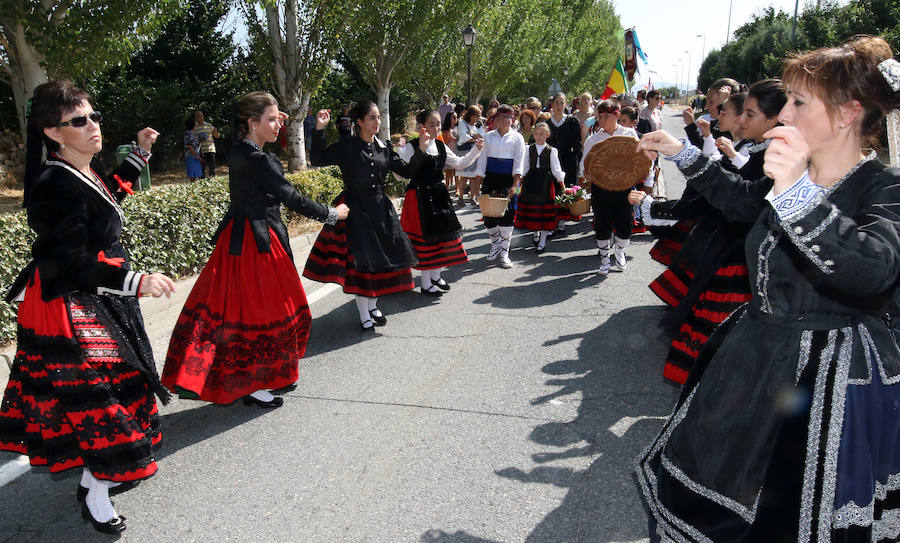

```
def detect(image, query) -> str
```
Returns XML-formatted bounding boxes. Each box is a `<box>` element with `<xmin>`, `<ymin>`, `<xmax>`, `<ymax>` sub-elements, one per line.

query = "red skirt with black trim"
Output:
<box><xmin>400</xmin><ymin>188</ymin><xmax>467</xmax><ymax>270</ymax></box>
<box><xmin>649</xmin><ymin>219</ymin><xmax>696</xmax><ymax>266</ymax></box>
<box><xmin>162</xmin><ymin>219</ymin><xmax>310</xmax><ymax>404</ymax></box>
<box><xmin>661</xmin><ymin>262</ymin><xmax>752</xmax><ymax>385</ymax></box>
<box><xmin>0</xmin><ymin>272</ymin><xmax>161</xmax><ymax>482</ymax></box>
<box><xmin>303</xmin><ymin>196</ymin><xmax>415</xmax><ymax>297</ymax></box>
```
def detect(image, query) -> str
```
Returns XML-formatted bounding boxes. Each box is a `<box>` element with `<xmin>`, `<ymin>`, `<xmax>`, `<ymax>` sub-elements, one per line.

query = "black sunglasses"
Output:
<box><xmin>56</xmin><ymin>111</ymin><xmax>102</xmax><ymax>127</ymax></box>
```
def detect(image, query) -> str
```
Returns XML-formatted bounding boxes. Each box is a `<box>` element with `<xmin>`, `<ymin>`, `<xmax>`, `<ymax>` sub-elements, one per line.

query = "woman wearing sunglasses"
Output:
<box><xmin>0</xmin><ymin>80</ymin><xmax>176</xmax><ymax>534</ymax></box>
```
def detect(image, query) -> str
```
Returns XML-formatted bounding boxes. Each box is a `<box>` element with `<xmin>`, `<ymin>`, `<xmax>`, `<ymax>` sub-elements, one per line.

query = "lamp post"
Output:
<box><xmin>697</xmin><ymin>34</ymin><xmax>706</xmax><ymax>64</ymax></box>
<box><xmin>462</xmin><ymin>24</ymin><xmax>477</xmax><ymax>106</ymax></box>
<box><xmin>684</xmin><ymin>49</ymin><xmax>692</xmax><ymax>95</ymax></box>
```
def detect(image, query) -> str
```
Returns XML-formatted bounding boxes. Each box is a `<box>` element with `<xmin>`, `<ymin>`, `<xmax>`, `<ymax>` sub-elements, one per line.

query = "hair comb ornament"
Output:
<box><xmin>878</xmin><ymin>58</ymin><xmax>900</xmax><ymax>92</ymax></box>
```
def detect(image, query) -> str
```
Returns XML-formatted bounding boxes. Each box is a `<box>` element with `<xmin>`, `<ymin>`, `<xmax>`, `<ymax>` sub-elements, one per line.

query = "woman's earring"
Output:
<box><xmin>59</xmin><ymin>143</ymin><xmax>66</xmax><ymax>150</ymax></box>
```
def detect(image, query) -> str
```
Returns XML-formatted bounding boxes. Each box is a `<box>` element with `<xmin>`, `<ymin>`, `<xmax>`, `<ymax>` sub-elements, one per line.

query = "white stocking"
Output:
<box><xmin>84</xmin><ymin>472</ymin><xmax>118</xmax><ymax>522</ymax></box>
<box><xmin>355</xmin><ymin>295</ymin><xmax>371</xmax><ymax>324</ymax></box>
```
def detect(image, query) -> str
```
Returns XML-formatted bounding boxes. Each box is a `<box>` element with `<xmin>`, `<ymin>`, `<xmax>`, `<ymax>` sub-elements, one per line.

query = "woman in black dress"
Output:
<box><xmin>163</xmin><ymin>91</ymin><xmax>348</xmax><ymax>408</ymax></box>
<box><xmin>636</xmin><ymin>36</ymin><xmax>900</xmax><ymax>540</ymax></box>
<box><xmin>0</xmin><ymin>80</ymin><xmax>175</xmax><ymax>534</ymax></box>
<box><xmin>303</xmin><ymin>100</ymin><xmax>421</xmax><ymax>331</ymax></box>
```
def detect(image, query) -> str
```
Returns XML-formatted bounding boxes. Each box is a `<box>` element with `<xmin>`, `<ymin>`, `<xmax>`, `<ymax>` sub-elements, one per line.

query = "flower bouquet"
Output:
<box><xmin>555</xmin><ymin>185</ymin><xmax>590</xmax><ymax>215</ymax></box>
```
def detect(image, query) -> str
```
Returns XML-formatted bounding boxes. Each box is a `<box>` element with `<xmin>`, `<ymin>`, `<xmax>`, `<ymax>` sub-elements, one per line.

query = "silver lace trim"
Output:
<box><xmin>242</xmin><ymin>138</ymin><xmax>262</xmax><ymax>152</ymax></box>
<box><xmin>747</xmin><ymin>138</ymin><xmax>771</xmax><ymax>154</ymax></box>
<box><xmin>853</xmin><ymin>323</ymin><xmax>875</xmax><ymax>386</ymax></box>
<box><xmin>860</xmin><ymin>322</ymin><xmax>900</xmax><ymax>386</ymax></box>
<box><xmin>324</xmin><ymin>207</ymin><xmax>339</xmax><ymax>225</ymax></box>
<box><xmin>661</xmin><ymin>454</ymin><xmax>760</xmax><ymax>523</ymax></box>
<box><xmin>782</xmin><ymin>199</ymin><xmax>839</xmax><ymax>274</ymax></box>
<box><xmin>796</xmin><ymin>330</ymin><xmax>813</xmax><ymax>384</ymax></box>
<box><xmin>815</xmin><ymin>327</ymin><xmax>852</xmax><ymax>540</ymax></box>
<box><xmin>833</xmin><ymin>472</ymin><xmax>900</xmax><ymax>532</ymax></box>
<box><xmin>755</xmin><ymin>229</ymin><xmax>780</xmax><ymax>314</ymax></box>
<box><xmin>798</xmin><ymin>328</ymin><xmax>838</xmax><ymax>542</ymax></box>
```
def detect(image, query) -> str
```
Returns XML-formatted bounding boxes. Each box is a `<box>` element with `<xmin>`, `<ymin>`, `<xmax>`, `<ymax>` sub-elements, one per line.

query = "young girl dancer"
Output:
<box><xmin>303</xmin><ymin>101</ymin><xmax>421</xmax><ymax>331</ymax></box>
<box><xmin>514</xmin><ymin>122</ymin><xmax>566</xmax><ymax>253</ymax></box>
<box><xmin>398</xmin><ymin>110</ymin><xmax>482</xmax><ymax>294</ymax></box>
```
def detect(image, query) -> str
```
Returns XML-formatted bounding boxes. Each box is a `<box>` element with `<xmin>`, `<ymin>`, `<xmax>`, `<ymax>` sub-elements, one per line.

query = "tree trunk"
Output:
<box><xmin>287</xmin><ymin>91</ymin><xmax>312</xmax><ymax>171</ymax></box>
<box><xmin>376</xmin><ymin>84</ymin><xmax>392</xmax><ymax>142</ymax></box>
<box><xmin>6</xmin><ymin>22</ymin><xmax>49</xmax><ymax>135</ymax></box>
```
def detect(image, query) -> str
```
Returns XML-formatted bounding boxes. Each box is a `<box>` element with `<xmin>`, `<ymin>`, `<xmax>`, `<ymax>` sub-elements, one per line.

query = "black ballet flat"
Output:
<box><xmin>368</xmin><ymin>310</ymin><xmax>387</xmax><ymax>326</ymax></box>
<box><xmin>241</xmin><ymin>395</ymin><xmax>284</xmax><ymax>408</ymax></box>
<box><xmin>81</xmin><ymin>502</ymin><xmax>126</xmax><ymax>534</ymax></box>
<box><xmin>420</xmin><ymin>287</ymin><xmax>443</xmax><ymax>296</ymax></box>
<box><xmin>360</xmin><ymin>319</ymin><xmax>376</xmax><ymax>332</ymax></box>
<box><xmin>77</xmin><ymin>480</ymin><xmax>140</xmax><ymax>503</ymax></box>
<box><xmin>270</xmin><ymin>383</ymin><xmax>298</xmax><ymax>395</ymax></box>
<box><xmin>435</xmin><ymin>279</ymin><xmax>451</xmax><ymax>291</ymax></box>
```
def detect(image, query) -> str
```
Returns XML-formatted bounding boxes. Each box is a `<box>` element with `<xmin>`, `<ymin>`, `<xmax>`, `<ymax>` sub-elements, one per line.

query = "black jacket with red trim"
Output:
<box><xmin>5</xmin><ymin>150</ymin><xmax>149</xmax><ymax>302</ymax></box>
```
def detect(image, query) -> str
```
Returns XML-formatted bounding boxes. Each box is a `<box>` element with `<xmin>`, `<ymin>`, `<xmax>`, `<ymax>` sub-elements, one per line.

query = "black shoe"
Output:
<box><xmin>535</xmin><ymin>245</ymin><xmax>546</xmax><ymax>254</ymax></box>
<box><xmin>81</xmin><ymin>502</ymin><xmax>126</xmax><ymax>534</ymax></box>
<box><xmin>241</xmin><ymin>395</ymin><xmax>284</xmax><ymax>408</ymax></box>
<box><xmin>420</xmin><ymin>286</ymin><xmax>443</xmax><ymax>296</ymax></box>
<box><xmin>361</xmin><ymin>319</ymin><xmax>376</xmax><ymax>332</ymax></box>
<box><xmin>270</xmin><ymin>383</ymin><xmax>298</xmax><ymax>395</ymax></box>
<box><xmin>77</xmin><ymin>481</ymin><xmax>140</xmax><ymax>503</ymax></box>
<box><xmin>434</xmin><ymin>279</ymin><xmax>450</xmax><ymax>291</ymax></box>
<box><xmin>369</xmin><ymin>310</ymin><xmax>387</xmax><ymax>326</ymax></box>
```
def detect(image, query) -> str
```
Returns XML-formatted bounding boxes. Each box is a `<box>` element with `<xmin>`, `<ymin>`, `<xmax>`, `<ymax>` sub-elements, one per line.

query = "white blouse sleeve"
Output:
<box><xmin>522</xmin><ymin>147</ymin><xmax>531</xmax><ymax>178</ymax></box>
<box><xmin>397</xmin><ymin>143</ymin><xmax>414</xmax><ymax>163</ymax></box>
<box><xmin>581</xmin><ymin>133</ymin><xmax>597</xmax><ymax>176</ymax></box>
<box><xmin>701</xmin><ymin>134</ymin><xmax>720</xmax><ymax>158</ymax></box>
<box><xmin>512</xmin><ymin>134</ymin><xmax>526</xmax><ymax>176</ymax></box>
<box><xmin>731</xmin><ymin>152</ymin><xmax>750</xmax><ymax>170</ymax></box>
<box><xmin>475</xmin><ymin>138</ymin><xmax>488</xmax><ymax>177</ymax></box>
<box><xmin>549</xmin><ymin>147</ymin><xmax>565</xmax><ymax>183</ymax></box>
<box><xmin>445</xmin><ymin>143</ymin><xmax>480</xmax><ymax>170</ymax></box>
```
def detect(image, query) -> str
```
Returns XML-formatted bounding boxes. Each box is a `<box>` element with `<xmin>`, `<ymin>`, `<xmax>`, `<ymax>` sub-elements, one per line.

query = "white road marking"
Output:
<box><xmin>608</xmin><ymin>415</ymin><xmax>668</xmax><ymax>438</ymax></box>
<box><xmin>0</xmin><ymin>455</ymin><xmax>30</xmax><ymax>487</ymax></box>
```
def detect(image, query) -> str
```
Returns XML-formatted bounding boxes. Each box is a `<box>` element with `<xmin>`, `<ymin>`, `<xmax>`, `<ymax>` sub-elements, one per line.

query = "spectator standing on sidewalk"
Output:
<box><xmin>193</xmin><ymin>109</ymin><xmax>219</xmax><ymax>178</ymax></box>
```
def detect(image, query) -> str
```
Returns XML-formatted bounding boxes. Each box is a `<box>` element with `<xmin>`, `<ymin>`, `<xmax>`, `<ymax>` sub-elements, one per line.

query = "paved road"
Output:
<box><xmin>0</xmin><ymin>108</ymin><xmax>689</xmax><ymax>542</ymax></box>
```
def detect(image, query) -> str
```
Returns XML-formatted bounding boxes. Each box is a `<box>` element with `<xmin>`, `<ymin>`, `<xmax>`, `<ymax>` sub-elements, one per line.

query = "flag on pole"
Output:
<box><xmin>632</xmin><ymin>30</ymin><xmax>649</xmax><ymax>64</ymax></box>
<box><xmin>601</xmin><ymin>57</ymin><xmax>629</xmax><ymax>100</ymax></box>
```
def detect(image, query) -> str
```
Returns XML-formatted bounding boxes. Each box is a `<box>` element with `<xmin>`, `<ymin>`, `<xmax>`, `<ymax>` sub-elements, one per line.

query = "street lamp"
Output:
<box><xmin>697</xmin><ymin>34</ymin><xmax>706</xmax><ymax>64</ymax></box>
<box><xmin>684</xmin><ymin>49</ymin><xmax>692</xmax><ymax>95</ymax></box>
<box><xmin>462</xmin><ymin>24</ymin><xmax>477</xmax><ymax>106</ymax></box>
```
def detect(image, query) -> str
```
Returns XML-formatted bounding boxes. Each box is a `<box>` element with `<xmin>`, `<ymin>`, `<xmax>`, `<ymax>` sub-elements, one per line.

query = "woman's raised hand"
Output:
<box><xmin>139</xmin><ymin>273</ymin><xmax>176</xmax><ymax>298</ymax></box>
<box><xmin>715</xmin><ymin>137</ymin><xmax>736</xmax><ymax>158</ymax></box>
<box><xmin>136</xmin><ymin>128</ymin><xmax>160</xmax><ymax>152</ymax></box>
<box><xmin>334</xmin><ymin>203</ymin><xmax>350</xmax><ymax>220</ymax></box>
<box><xmin>418</xmin><ymin>127</ymin><xmax>432</xmax><ymax>151</ymax></box>
<box><xmin>315</xmin><ymin>109</ymin><xmax>330</xmax><ymax>130</ymax></box>
<box><xmin>696</xmin><ymin>118</ymin><xmax>711</xmax><ymax>137</ymax></box>
<box><xmin>628</xmin><ymin>190</ymin><xmax>647</xmax><ymax>205</ymax></box>
<box><xmin>763</xmin><ymin>126</ymin><xmax>810</xmax><ymax>194</ymax></box>
<box><xmin>682</xmin><ymin>107</ymin><xmax>695</xmax><ymax>126</ymax></box>
<box><xmin>636</xmin><ymin>130</ymin><xmax>684</xmax><ymax>160</ymax></box>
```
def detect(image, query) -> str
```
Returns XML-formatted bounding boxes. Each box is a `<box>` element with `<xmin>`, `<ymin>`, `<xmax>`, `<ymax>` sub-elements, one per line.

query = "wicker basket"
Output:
<box><xmin>566</xmin><ymin>197</ymin><xmax>591</xmax><ymax>216</ymax></box>
<box><xmin>478</xmin><ymin>195</ymin><xmax>510</xmax><ymax>217</ymax></box>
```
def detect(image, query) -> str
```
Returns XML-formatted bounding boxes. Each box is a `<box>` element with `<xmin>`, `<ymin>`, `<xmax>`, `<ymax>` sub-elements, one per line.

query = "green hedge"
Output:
<box><xmin>0</xmin><ymin>166</ymin><xmax>344</xmax><ymax>344</ymax></box>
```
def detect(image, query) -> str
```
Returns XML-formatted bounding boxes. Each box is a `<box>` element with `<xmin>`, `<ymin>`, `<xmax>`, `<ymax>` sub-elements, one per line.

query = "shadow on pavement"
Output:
<box><xmin>504</xmin><ymin>305</ymin><xmax>677</xmax><ymax>542</ymax></box>
<box><xmin>420</xmin><ymin>529</ymin><xmax>504</xmax><ymax>543</ymax></box>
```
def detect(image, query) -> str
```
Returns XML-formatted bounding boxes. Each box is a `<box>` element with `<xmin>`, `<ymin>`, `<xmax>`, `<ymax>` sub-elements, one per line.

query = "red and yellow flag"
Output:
<box><xmin>601</xmin><ymin>57</ymin><xmax>629</xmax><ymax>100</ymax></box>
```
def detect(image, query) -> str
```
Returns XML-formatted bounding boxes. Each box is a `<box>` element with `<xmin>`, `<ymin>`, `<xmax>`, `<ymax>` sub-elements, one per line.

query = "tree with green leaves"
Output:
<box><xmin>242</xmin><ymin>0</ymin><xmax>350</xmax><ymax>170</ymax></box>
<box><xmin>0</xmin><ymin>0</ymin><xmax>181</xmax><ymax>134</ymax></box>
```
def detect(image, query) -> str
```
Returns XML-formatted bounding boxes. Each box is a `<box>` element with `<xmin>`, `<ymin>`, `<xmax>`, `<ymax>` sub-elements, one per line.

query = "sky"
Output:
<box><xmin>611</xmin><ymin>0</ymin><xmax>825</xmax><ymax>91</ymax></box>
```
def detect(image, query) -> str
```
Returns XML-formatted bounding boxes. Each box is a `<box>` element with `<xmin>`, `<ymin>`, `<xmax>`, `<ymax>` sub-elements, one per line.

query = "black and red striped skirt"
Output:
<box><xmin>661</xmin><ymin>262</ymin><xmax>752</xmax><ymax>385</ymax></box>
<box><xmin>162</xmin><ymin>219</ymin><xmax>311</xmax><ymax>404</ymax></box>
<box><xmin>514</xmin><ymin>182</ymin><xmax>561</xmax><ymax>232</ymax></box>
<box><xmin>400</xmin><ymin>188</ymin><xmax>467</xmax><ymax>270</ymax></box>
<box><xmin>648</xmin><ymin>219</ymin><xmax>696</xmax><ymax>266</ymax></box>
<box><xmin>303</xmin><ymin>196</ymin><xmax>414</xmax><ymax>297</ymax></box>
<box><xmin>0</xmin><ymin>272</ymin><xmax>161</xmax><ymax>482</ymax></box>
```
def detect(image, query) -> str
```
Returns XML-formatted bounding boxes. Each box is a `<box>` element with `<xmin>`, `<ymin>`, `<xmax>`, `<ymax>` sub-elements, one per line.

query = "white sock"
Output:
<box><xmin>433</xmin><ymin>269</ymin><xmax>443</xmax><ymax>284</ymax></box>
<box><xmin>499</xmin><ymin>226</ymin><xmax>513</xmax><ymax>259</ymax></box>
<box><xmin>538</xmin><ymin>230</ymin><xmax>550</xmax><ymax>249</ymax></box>
<box><xmin>614</xmin><ymin>236</ymin><xmax>630</xmax><ymax>252</ymax></box>
<box><xmin>421</xmin><ymin>269</ymin><xmax>433</xmax><ymax>290</ymax></box>
<box><xmin>366</xmin><ymin>296</ymin><xmax>382</xmax><ymax>317</ymax></box>
<box><xmin>84</xmin><ymin>472</ymin><xmax>118</xmax><ymax>523</ymax></box>
<box><xmin>597</xmin><ymin>238</ymin><xmax>611</xmax><ymax>258</ymax></box>
<box><xmin>249</xmin><ymin>389</ymin><xmax>275</xmax><ymax>402</ymax></box>
<box><xmin>355</xmin><ymin>296</ymin><xmax>371</xmax><ymax>324</ymax></box>
<box><xmin>82</xmin><ymin>468</ymin><xmax>119</xmax><ymax>489</ymax></box>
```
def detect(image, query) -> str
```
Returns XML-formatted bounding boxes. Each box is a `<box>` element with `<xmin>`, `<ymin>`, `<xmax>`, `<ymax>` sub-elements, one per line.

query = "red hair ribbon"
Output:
<box><xmin>97</xmin><ymin>251</ymin><xmax>125</xmax><ymax>268</ymax></box>
<box><xmin>113</xmin><ymin>174</ymin><xmax>135</xmax><ymax>195</ymax></box>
